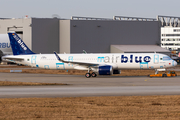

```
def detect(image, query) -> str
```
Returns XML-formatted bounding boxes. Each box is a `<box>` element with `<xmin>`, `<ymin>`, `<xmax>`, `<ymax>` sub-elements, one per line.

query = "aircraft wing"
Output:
<box><xmin>2</xmin><ymin>56</ymin><xmax>24</xmax><ymax>62</ymax></box>
<box><xmin>54</xmin><ymin>51</ymin><xmax>99</xmax><ymax>66</ymax></box>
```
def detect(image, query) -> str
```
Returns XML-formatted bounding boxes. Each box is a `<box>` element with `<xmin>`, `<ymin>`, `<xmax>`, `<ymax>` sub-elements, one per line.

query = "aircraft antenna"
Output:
<box><xmin>83</xmin><ymin>50</ymin><xmax>87</xmax><ymax>54</ymax></box>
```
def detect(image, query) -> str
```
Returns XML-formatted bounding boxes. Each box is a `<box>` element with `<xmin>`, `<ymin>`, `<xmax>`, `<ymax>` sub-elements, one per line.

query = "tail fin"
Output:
<box><xmin>8</xmin><ymin>33</ymin><xmax>35</xmax><ymax>55</ymax></box>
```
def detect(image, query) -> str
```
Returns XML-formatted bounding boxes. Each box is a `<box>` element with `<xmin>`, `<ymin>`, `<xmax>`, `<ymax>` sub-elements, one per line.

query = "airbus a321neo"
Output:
<box><xmin>2</xmin><ymin>33</ymin><xmax>177</xmax><ymax>78</ymax></box>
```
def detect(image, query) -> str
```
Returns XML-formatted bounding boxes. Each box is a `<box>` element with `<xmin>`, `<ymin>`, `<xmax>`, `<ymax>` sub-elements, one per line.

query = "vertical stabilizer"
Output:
<box><xmin>8</xmin><ymin>33</ymin><xmax>35</xmax><ymax>55</ymax></box>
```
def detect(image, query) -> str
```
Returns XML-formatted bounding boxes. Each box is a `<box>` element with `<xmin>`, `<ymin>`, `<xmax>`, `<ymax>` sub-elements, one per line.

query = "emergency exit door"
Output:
<box><xmin>154</xmin><ymin>54</ymin><xmax>159</xmax><ymax>64</ymax></box>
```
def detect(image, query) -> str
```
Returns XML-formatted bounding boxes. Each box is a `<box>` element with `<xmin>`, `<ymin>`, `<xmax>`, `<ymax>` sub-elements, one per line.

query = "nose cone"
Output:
<box><xmin>174</xmin><ymin>60</ymin><xmax>177</xmax><ymax>66</ymax></box>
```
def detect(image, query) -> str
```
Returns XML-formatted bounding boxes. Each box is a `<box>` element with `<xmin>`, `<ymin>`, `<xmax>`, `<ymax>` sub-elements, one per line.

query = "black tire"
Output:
<box><xmin>91</xmin><ymin>72</ymin><xmax>97</xmax><ymax>77</ymax></box>
<box><xmin>162</xmin><ymin>74</ymin><xmax>167</xmax><ymax>77</ymax></box>
<box><xmin>85</xmin><ymin>73</ymin><xmax>91</xmax><ymax>78</ymax></box>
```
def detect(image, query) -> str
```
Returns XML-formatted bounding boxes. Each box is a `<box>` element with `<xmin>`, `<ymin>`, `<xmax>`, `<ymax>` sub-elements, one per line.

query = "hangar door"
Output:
<box><xmin>7</xmin><ymin>27</ymin><xmax>23</xmax><ymax>40</ymax></box>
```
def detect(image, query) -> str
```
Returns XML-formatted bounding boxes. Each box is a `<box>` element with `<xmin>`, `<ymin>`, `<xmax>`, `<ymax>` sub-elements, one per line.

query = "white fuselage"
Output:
<box><xmin>0</xmin><ymin>34</ymin><xmax>12</xmax><ymax>55</ymax></box>
<box><xmin>4</xmin><ymin>53</ymin><xmax>176</xmax><ymax>70</ymax></box>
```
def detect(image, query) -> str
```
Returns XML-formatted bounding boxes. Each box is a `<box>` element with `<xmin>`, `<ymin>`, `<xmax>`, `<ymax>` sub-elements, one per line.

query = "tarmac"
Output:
<box><xmin>0</xmin><ymin>73</ymin><xmax>180</xmax><ymax>98</ymax></box>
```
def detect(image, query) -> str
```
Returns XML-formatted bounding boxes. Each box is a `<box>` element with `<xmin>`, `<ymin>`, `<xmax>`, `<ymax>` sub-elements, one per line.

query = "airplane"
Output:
<box><xmin>0</xmin><ymin>34</ymin><xmax>13</xmax><ymax>63</ymax></box>
<box><xmin>2</xmin><ymin>32</ymin><xmax>177</xmax><ymax>78</ymax></box>
<box><xmin>0</xmin><ymin>34</ymin><xmax>12</xmax><ymax>55</ymax></box>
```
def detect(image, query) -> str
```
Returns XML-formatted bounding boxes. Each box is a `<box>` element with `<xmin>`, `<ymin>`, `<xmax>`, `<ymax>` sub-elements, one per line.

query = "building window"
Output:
<box><xmin>165</xmin><ymin>34</ymin><xmax>180</xmax><ymax>36</ymax></box>
<box><xmin>174</xmin><ymin>29</ymin><xmax>180</xmax><ymax>32</ymax></box>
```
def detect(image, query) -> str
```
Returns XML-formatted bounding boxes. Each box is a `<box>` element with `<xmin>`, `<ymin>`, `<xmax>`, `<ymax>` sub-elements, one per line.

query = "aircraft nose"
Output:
<box><xmin>174</xmin><ymin>60</ymin><xmax>177</xmax><ymax>66</ymax></box>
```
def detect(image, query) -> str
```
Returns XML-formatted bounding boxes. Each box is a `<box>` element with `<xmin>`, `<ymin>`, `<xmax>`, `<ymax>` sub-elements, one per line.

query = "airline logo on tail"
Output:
<box><xmin>8</xmin><ymin>33</ymin><xmax>35</xmax><ymax>55</ymax></box>
<box><xmin>12</xmin><ymin>34</ymin><xmax>27</xmax><ymax>51</ymax></box>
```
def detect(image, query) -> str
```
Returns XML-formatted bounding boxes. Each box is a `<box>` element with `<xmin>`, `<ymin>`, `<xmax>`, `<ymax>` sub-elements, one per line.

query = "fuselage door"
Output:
<box><xmin>31</xmin><ymin>55</ymin><xmax>37</xmax><ymax>67</ymax></box>
<box><xmin>140</xmin><ymin>62</ymin><xmax>148</xmax><ymax>69</ymax></box>
<box><xmin>154</xmin><ymin>54</ymin><xmax>159</xmax><ymax>64</ymax></box>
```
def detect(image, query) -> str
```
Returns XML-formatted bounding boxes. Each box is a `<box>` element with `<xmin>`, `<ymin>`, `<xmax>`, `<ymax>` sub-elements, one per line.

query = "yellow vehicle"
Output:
<box><xmin>149</xmin><ymin>71</ymin><xmax>177</xmax><ymax>77</ymax></box>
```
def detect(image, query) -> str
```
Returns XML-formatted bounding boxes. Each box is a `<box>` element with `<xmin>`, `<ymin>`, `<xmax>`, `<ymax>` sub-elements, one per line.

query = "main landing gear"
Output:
<box><xmin>85</xmin><ymin>72</ymin><xmax>97</xmax><ymax>78</ymax></box>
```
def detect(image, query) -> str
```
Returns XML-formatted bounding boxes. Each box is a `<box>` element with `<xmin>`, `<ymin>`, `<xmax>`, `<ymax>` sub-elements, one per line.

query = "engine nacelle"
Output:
<box><xmin>92</xmin><ymin>65</ymin><xmax>121</xmax><ymax>75</ymax></box>
<box><xmin>98</xmin><ymin>65</ymin><xmax>113</xmax><ymax>75</ymax></box>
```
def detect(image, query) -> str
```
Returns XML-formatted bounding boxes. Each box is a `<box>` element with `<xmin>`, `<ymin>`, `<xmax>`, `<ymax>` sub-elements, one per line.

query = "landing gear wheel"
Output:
<box><xmin>85</xmin><ymin>73</ymin><xmax>91</xmax><ymax>78</ymax></box>
<box><xmin>162</xmin><ymin>74</ymin><xmax>167</xmax><ymax>77</ymax></box>
<box><xmin>91</xmin><ymin>72</ymin><xmax>97</xmax><ymax>77</ymax></box>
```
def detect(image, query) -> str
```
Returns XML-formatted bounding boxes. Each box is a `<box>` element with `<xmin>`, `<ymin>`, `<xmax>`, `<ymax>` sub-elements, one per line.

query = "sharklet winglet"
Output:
<box><xmin>54</xmin><ymin>51</ymin><xmax>62</xmax><ymax>61</ymax></box>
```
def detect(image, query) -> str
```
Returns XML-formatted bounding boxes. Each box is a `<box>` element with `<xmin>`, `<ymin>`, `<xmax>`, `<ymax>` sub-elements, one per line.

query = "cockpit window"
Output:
<box><xmin>163</xmin><ymin>56</ymin><xmax>171</xmax><ymax>61</ymax></box>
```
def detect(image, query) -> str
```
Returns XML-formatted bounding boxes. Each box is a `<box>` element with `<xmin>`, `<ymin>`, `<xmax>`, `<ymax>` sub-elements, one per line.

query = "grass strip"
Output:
<box><xmin>0</xmin><ymin>96</ymin><xmax>180</xmax><ymax>119</ymax></box>
<box><xmin>0</xmin><ymin>81</ymin><xmax>67</xmax><ymax>86</ymax></box>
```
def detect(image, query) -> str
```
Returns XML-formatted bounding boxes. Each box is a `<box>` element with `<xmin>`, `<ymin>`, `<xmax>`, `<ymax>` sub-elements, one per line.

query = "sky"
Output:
<box><xmin>0</xmin><ymin>0</ymin><xmax>180</xmax><ymax>19</ymax></box>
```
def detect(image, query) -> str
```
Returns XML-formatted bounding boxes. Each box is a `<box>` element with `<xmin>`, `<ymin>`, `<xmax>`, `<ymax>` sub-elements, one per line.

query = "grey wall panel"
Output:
<box><xmin>70</xmin><ymin>20</ymin><xmax>161</xmax><ymax>53</ymax></box>
<box><xmin>32</xmin><ymin>18</ymin><xmax>59</xmax><ymax>53</ymax></box>
<box><xmin>59</xmin><ymin>20</ymin><xmax>70</xmax><ymax>53</ymax></box>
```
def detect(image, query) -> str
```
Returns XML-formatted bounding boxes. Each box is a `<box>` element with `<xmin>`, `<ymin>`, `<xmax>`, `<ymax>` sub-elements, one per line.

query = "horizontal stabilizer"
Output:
<box><xmin>2</xmin><ymin>56</ymin><xmax>24</xmax><ymax>62</ymax></box>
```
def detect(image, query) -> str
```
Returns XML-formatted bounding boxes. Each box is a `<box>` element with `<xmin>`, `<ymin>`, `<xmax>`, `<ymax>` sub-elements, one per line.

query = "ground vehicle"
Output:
<box><xmin>149</xmin><ymin>71</ymin><xmax>177</xmax><ymax>77</ymax></box>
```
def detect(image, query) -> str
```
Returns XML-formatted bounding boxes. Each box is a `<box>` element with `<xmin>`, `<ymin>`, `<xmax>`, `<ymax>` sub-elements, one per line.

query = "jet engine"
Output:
<box><xmin>92</xmin><ymin>65</ymin><xmax>121</xmax><ymax>75</ymax></box>
<box><xmin>98</xmin><ymin>65</ymin><xmax>113</xmax><ymax>75</ymax></box>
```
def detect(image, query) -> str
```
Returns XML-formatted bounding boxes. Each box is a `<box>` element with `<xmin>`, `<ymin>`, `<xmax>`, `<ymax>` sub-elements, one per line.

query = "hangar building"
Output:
<box><xmin>0</xmin><ymin>16</ymin><xmax>168</xmax><ymax>54</ymax></box>
<box><xmin>158</xmin><ymin>16</ymin><xmax>180</xmax><ymax>51</ymax></box>
<box><xmin>0</xmin><ymin>18</ymin><xmax>59</xmax><ymax>54</ymax></box>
